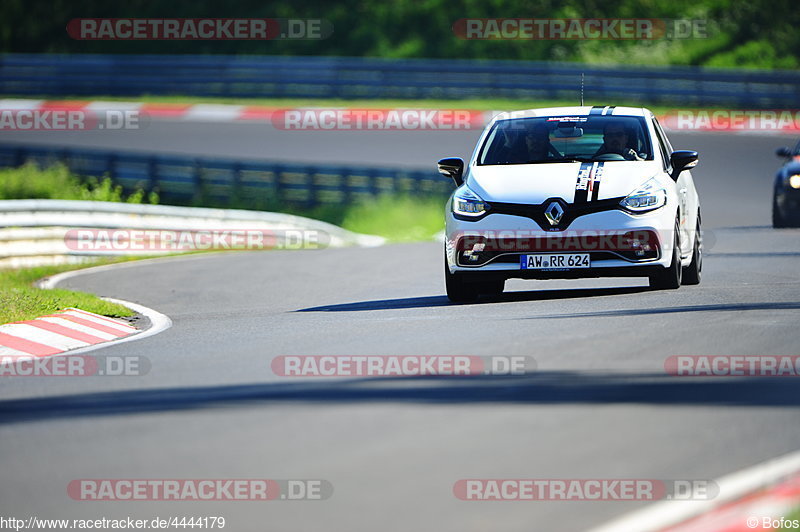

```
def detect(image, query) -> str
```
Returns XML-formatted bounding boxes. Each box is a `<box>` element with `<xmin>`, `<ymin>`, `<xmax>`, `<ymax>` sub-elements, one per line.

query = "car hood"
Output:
<box><xmin>466</xmin><ymin>161</ymin><xmax>663</xmax><ymax>204</ymax></box>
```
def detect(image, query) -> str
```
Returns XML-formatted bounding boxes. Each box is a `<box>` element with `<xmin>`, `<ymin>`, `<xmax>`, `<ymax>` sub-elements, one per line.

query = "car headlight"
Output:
<box><xmin>620</xmin><ymin>178</ymin><xmax>667</xmax><ymax>213</ymax></box>
<box><xmin>789</xmin><ymin>174</ymin><xmax>800</xmax><ymax>189</ymax></box>
<box><xmin>453</xmin><ymin>185</ymin><xmax>489</xmax><ymax>217</ymax></box>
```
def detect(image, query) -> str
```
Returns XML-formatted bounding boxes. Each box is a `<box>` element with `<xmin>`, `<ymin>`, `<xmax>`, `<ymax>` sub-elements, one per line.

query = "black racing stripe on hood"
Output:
<box><xmin>590</xmin><ymin>162</ymin><xmax>605</xmax><ymax>201</ymax></box>
<box><xmin>590</xmin><ymin>105</ymin><xmax>616</xmax><ymax>116</ymax></box>
<box><xmin>574</xmin><ymin>161</ymin><xmax>592</xmax><ymax>203</ymax></box>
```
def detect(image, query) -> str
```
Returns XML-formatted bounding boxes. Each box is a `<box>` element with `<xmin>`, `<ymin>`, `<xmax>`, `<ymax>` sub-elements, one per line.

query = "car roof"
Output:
<box><xmin>490</xmin><ymin>106</ymin><xmax>652</xmax><ymax>123</ymax></box>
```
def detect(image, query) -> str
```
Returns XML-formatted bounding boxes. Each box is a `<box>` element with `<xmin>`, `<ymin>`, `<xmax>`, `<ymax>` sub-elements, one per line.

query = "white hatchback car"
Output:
<box><xmin>439</xmin><ymin>106</ymin><xmax>702</xmax><ymax>303</ymax></box>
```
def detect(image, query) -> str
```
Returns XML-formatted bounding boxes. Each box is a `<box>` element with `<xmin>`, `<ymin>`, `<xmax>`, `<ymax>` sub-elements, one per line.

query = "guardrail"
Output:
<box><xmin>2</xmin><ymin>54</ymin><xmax>800</xmax><ymax>107</ymax></box>
<box><xmin>0</xmin><ymin>144</ymin><xmax>452</xmax><ymax>209</ymax></box>
<box><xmin>0</xmin><ymin>199</ymin><xmax>385</xmax><ymax>269</ymax></box>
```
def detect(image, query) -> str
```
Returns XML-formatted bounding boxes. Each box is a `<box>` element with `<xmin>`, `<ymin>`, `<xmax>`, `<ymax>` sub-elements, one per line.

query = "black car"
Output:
<box><xmin>773</xmin><ymin>140</ymin><xmax>800</xmax><ymax>227</ymax></box>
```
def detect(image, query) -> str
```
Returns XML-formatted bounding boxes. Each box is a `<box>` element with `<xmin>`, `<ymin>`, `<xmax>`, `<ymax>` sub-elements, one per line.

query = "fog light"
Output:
<box><xmin>462</xmin><ymin>242</ymin><xmax>486</xmax><ymax>262</ymax></box>
<box><xmin>628</xmin><ymin>239</ymin><xmax>651</xmax><ymax>256</ymax></box>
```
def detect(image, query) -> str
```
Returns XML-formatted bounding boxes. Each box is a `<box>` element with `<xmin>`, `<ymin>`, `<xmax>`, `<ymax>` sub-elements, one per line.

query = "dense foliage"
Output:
<box><xmin>1</xmin><ymin>0</ymin><xmax>797</xmax><ymax>68</ymax></box>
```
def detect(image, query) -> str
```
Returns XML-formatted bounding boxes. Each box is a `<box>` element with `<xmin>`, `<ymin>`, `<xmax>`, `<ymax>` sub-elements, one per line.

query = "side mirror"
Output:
<box><xmin>670</xmin><ymin>150</ymin><xmax>698</xmax><ymax>180</ymax></box>
<box><xmin>437</xmin><ymin>157</ymin><xmax>464</xmax><ymax>187</ymax></box>
<box><xmin>776</xmin><ymin>147</ymin><xmax>792</xmax><ymax>158</ymax></box>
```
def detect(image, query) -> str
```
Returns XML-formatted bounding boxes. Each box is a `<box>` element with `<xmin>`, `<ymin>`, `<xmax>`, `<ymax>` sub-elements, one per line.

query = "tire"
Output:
<box><xmin>445</xmin><ymin>251</ymin><xmax>479</xmax><ymax>303</ymax></box>
<box><xmin>773</xmin><ymin>196</ymin><xmax>787</xmax><ymax>228</ymax></box>
<box><xmin>682</xmin><ymin>218</ymin><xmax>702</xmax><ymax>285</ymax></box>
<box><xmin>480</xmin><ymin>280</ymin><xmax>505</xmax><ymax>297</ymax></box>
<box><xmin>649</xmin><ymin>221</ymin><xmax>682</xmax><ymax>290</ymax></box>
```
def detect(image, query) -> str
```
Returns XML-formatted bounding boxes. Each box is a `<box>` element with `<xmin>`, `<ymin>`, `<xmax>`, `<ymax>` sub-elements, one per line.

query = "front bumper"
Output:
<box><xmin>445</xmin><ymin>205</ymin><xmax>677</xmax><ymax>279</ymax></box>
<box><xmin>776</xmin><ymin>187</ymin><xmax>800</xmax><ymax>216</ymax></box>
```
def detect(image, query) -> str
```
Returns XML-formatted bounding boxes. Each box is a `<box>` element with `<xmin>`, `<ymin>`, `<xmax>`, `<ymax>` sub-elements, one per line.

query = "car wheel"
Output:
<box><xmin>682</xmin><ymin>218</ymin><xmax>702</xmax><ymax>285</ymax></box>
<box><xmin>480</xmin><ymin>280</ymin><xmax>505</xmax><ymax>297</ymax></box>
<box><xmin>772</xmin><ymin>196</ymin><xmax>787</xmax><ymax>228</ymax></box>
<box><xmin>444</xmin><ymin>251</ymin><xmax>479</xmax><ymax>303</ymax></box>
<box><xmin>649</xmin><ymin>220</ymin><xmax>682</xmax><ymax>290</ymax></box>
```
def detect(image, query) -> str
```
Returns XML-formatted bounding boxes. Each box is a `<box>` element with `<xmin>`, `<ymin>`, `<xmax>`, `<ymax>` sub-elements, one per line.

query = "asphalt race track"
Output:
<box><xmin>1</xmin><ymin>121</ymin><xmax>799</xmax><ymax>531</ymax></box>
<box><xmin>0</xmin><ymin>118</ymin><xmax>481</xmax><ymax>168</ymax></box>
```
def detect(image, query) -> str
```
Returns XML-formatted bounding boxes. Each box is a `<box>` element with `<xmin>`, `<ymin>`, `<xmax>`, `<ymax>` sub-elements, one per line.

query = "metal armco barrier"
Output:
<box><xmin>1</xmin><ymin>54</ymin><xmax>799</xmax><ymax>106</ymax></box>
<box><xmin>0</xmin><ymin>199</ymin><xmax>385</xmax><ymax>268</ymax></box>
<box><xmin>0</xmin><ymin>145</ymin><xmax>451</xmax><ymax>208</ymax></box>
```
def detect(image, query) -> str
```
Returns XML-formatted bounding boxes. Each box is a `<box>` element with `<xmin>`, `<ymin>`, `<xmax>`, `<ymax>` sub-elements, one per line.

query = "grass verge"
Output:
<box><xmin>0</xmin><ymin>259</ymin><xmax>138</xmax><ymax>324</ymax></box>
<box><xmin>0</xmin><ymin>94</ymin><xmax>713</xmax><ymax>115</ymax></box>
<box><xmin>0</xmin><ymin>164</ymin><xmax>161</xmax><ymax>324</ymax></box>
<box><xmin>784</xmin><ymin>508</ymin><xmax>800</xmax><ymax>530</ymax></box>
<box><xmin>340</xmin><ymin>195</ymin><xmax>444</xmax><ymax>242</ymax></box>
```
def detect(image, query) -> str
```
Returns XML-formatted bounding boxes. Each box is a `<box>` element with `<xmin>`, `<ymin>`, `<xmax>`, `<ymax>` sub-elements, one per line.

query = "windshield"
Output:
<box><xmin>478</xmin><ymin>115</ymin><xmax>654</xmax><ymax>165</ymax></box>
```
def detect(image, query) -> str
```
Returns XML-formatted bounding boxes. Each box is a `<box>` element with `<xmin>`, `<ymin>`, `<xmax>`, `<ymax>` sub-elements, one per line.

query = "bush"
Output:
<box><xmin>341</xmin><ymin>194</ymin><xmax>445</xmax><ymax>241</ymax></box>
<box><xmin>0</xmin><ymin>163</ymin><xmax>155</xmax><ymax>203</ymax></box>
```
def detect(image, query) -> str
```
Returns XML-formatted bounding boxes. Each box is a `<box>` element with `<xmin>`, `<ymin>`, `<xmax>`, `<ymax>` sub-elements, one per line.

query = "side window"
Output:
<box><xmin>477</xmin><ymin>125</ymin><xmax>501</xmax><ymax>165</ymax></box>
<box><xmin>653</xmin><ymin>117</ymin><xmax>674</xmax><ymax>153</ymax></box>
<box><xmin>651</xmin><ymin>118</ymin><xmax>671</xmax><ymax>171</ymax></box>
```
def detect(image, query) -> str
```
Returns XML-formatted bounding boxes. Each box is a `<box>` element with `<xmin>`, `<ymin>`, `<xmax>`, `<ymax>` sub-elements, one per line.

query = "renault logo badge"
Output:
<box><xmin>544</xmin><ymin>201</ymin><xmax>565</xmax><ymax>226</ymax></box>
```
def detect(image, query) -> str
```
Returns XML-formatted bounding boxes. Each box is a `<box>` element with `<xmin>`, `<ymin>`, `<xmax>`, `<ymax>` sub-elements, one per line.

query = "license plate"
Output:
<box><xmin>520</xmin><ymin>253</ymin><xmax>591</xmax><ymax>270</ymax></box>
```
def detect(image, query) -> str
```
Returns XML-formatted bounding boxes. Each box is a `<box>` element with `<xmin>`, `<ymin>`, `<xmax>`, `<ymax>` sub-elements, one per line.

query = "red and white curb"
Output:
<box><xmin>0</xmin><ymin>308</ymin><xmax>138</xmax><ymax>359</ymax></box>
<box><xmin>589</xmin><ymin>449</ymin><xmax>800</xmax><ymax>532</ymax></box>
<box><xmin>0</xmin><ymin>263</ymin><xmax>172</xmax><ymax>360</ymax></box>
<box><xmin>661</xmin><ymin>472</ymin><xmax>800</xmax><ymax>531</ymax></box>
<box><xmin>2</xmin><ymin>99</ymin><xmax>799</xmax><ymax>134</ymax></box>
